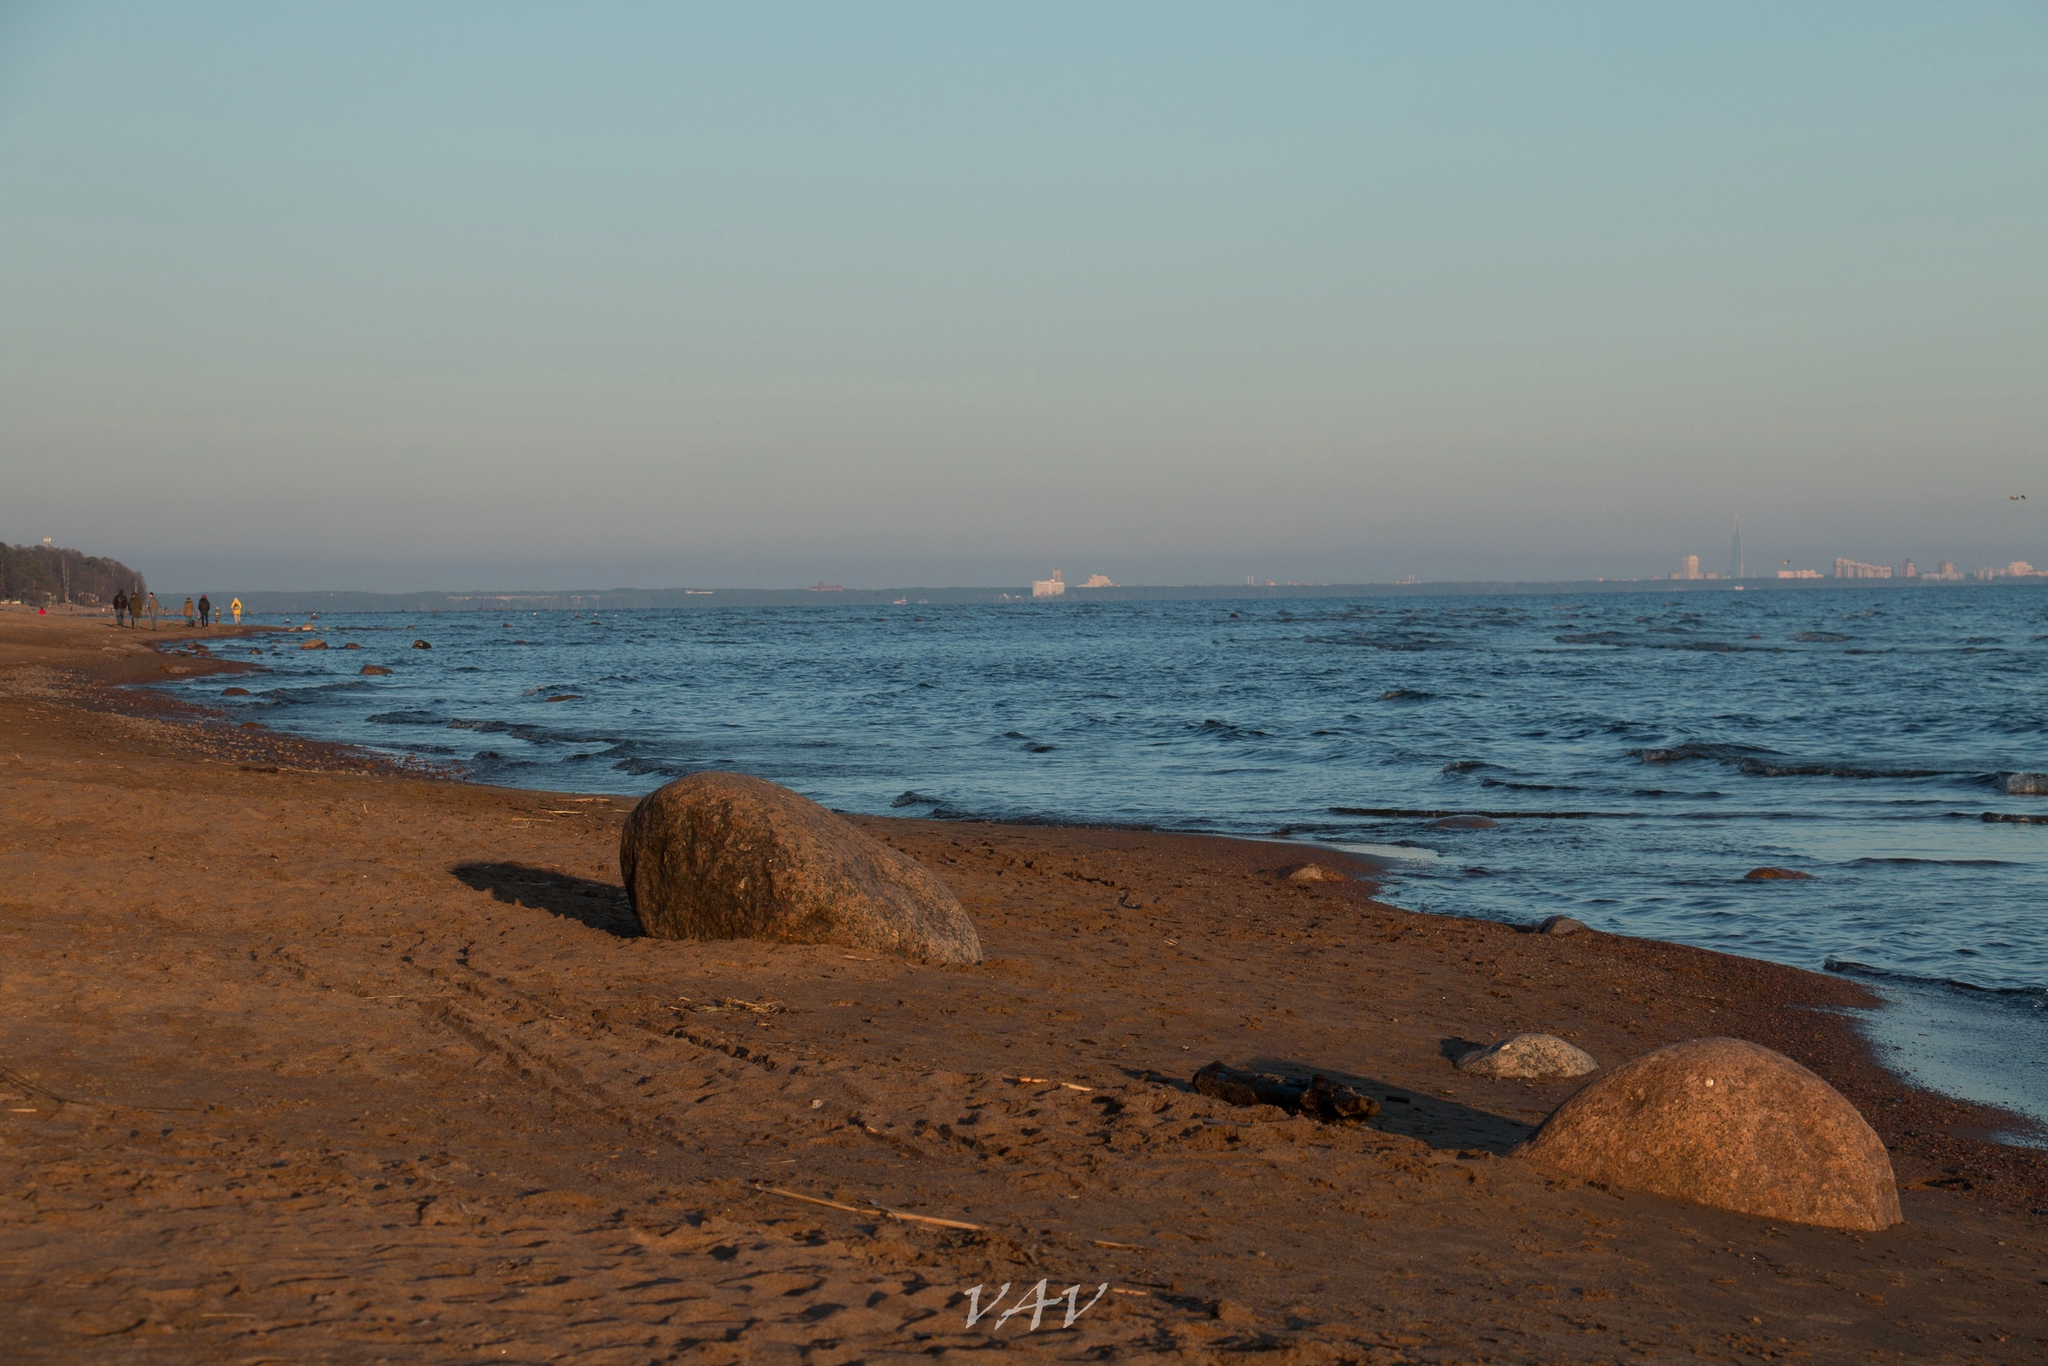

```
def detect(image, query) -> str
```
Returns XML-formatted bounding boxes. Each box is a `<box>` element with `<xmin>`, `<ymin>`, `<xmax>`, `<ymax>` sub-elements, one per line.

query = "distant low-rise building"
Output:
<box><xmin>1080</xmin><ymin>574</ymin><xmax>1115</xmax><ymax>588</ymax></box>
<box><xmin>1031</xmin><ymin>571</ymin><xmax>1066</xmax><ymax>598</ymax></box>
<box><xmin>1777</xmin><ymin>568</ymin><xmax>1821</xmax><ymax>578</ymax></box>
<box><xmin>1673</xmin><ymin>554</ymin><xmax>1701</xmax><ymax>580</ymax></box>
<box><xmin>1834</xmin><ymin>558</ymin><xmax>1892</xmax><ymax>579</ymax></box>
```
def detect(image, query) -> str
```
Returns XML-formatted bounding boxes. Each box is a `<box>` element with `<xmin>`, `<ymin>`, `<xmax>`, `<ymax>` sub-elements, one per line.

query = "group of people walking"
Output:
<box><xmin>111</xmin><ymin>591</ymin><xmax>240</xmax><ymax>629</ymax></box>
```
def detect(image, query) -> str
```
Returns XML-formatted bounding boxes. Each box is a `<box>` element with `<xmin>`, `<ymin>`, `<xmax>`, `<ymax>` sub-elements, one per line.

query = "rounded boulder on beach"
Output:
<box><xmin>619</xmin><ymin>772</ymin><xmax>982</xmax><ymax>964</ymax></box>
<box><xmin>1512</xmin><ymin>1037</ymin><xmax>1901</xmax><ymax>1231</ymax></box>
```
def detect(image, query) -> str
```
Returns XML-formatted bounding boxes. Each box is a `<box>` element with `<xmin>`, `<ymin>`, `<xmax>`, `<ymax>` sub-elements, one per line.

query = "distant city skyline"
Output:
<box><xmin>2</xmin><ymin>4</ymin><xmax>2042</xmax><ymax>593</ymax></box>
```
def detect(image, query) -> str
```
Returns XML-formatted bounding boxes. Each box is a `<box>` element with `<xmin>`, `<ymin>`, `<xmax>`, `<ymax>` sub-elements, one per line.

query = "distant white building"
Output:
<box><xmin>1776</xmin><ymin>568</ymin><xmax>1822</xmax><ymax>579</ymax></box>
<box><xmin>1673</xmin><ymin>554</ymin><xmax>1701</xmax><ymax>580</ymax></box>
<box><xmin>1834</xmin><ymin>558</ymin><xmax>1892</xmax><ymax>579</ymax></box>
<box><xmin>1080</xmin><ymin>574</ymin><xmax>1116</xmax><ymax>588</ymax></box>
<box><xmin>1031</xmin><ymin>571</ymin><xmax>1066</xmax><ymax>598</ymax></box>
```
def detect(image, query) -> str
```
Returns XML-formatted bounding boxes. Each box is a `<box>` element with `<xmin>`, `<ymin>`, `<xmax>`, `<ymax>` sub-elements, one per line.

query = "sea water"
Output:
<box><xmin>175</xmin><ymin>586</ymin><xmax>2048</xmax><ymax>1132</ymax></box>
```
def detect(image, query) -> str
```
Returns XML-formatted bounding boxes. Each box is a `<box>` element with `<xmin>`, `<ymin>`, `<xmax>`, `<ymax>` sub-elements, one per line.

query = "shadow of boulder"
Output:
<box><xmin>1257</xmin><ymin>1057</ymin><xmax>1538</xmax><ymax>1155</ymax></box>
<box><xmin>1142</xmin><ymin>1054</ymin><xmax>1538</xmax><ymax>1155</ymax></box>
<box><xmin>452</xmin><ymin>862</ymin><xmax>639</xmax><ymax>938</ymax></box>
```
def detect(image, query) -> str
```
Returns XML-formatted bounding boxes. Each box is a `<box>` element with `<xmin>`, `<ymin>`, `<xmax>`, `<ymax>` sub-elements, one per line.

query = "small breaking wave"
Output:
<box><xmin>1630</xmin><ymin>741</ymin><xmax>1778</xmax><ymax>764</ymax></box>
<box><xmin>1733</xmin><ymin>758</ymin><xmax>1949</xmax><ymax>779</ymax></box>
<box><xmin>1191</xmin><ymin>718</ymin><xmax>1271</xmax><ymax>740</ymax></box>
<box><xmin>1848</xmin><ymin>856</ymin><xmax>2016</xmax><ymax>868</ymax></box>
<box><xmin>1631</xmin><ymin>741</ymin><xmax>1952</xmax><ymax>780</ymax></box>
<box><xmin>1330</xmin><ymin>805</ymin><xmax>1622</xmax><ymax>820</ymax></box>
<box><xmin>367</xmin><ymin>709</ymin><xmax>446</xmax><ymax>726</ymax></box>
<box><xmin>1825</xmin><ymin>957</ymin><xmax>2046</xmax><ymax>1006</ymax></box>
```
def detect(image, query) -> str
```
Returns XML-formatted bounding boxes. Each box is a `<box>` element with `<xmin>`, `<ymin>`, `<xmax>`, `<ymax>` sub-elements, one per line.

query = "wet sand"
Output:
<box><xmin>3</xmin><ymin>613</ymin><xmax>2045</xmax><ymax>1363</ymax></box>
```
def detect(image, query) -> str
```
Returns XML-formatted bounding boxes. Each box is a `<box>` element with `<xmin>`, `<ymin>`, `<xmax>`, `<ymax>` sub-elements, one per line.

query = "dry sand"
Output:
<box><xmin>2</xmin><ymin>613</ymin><xmax>2045</xmax><ymax>1363</ymax></box>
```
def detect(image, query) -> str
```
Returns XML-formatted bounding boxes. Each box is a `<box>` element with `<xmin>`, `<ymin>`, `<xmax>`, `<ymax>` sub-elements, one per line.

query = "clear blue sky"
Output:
<box><xmin>2</xmin><ymin>2</ymin><xmax>2042</xmax><ymax>591</ymax></box>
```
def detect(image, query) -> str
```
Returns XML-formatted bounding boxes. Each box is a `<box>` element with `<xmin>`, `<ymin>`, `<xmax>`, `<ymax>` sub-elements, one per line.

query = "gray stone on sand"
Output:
<box><xmin>1456</xmin><ymin>1033</ymin><xmax>1598</xmax><ymax>1079</ymax></box>
<box><xmin>619</xmin><ymin>771</ymin><xmax>981</xmax><ymax>965</ymax></box>
<box><xmin>1512</xmin><ymin>1036</ymin><xmax>1902</xmax><ymax>1232</ymax></box>
<box><xmin>1286</xmin><ymin>863</ymin><xmax>1345</xmax><ymax>883</ymax></box>
<box><xmin>1536</xmin><ymin>914</ymin><xmax>1587</xmax><ymax>935</ymax></box>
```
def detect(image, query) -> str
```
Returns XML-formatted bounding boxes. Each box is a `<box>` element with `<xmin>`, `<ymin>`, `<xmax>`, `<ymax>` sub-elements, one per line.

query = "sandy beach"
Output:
<box><xmin>3</xmin><ymin>612</ymin><xmax>2045</xmax><ymax>1363</ymax></box>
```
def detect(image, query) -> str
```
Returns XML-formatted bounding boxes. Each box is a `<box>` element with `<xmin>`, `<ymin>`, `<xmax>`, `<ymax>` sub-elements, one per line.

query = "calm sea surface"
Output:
<box><xmin>173</xmin><ymin>587</ymin><xmax>2048</xmax><ymax>1131</ymax></box>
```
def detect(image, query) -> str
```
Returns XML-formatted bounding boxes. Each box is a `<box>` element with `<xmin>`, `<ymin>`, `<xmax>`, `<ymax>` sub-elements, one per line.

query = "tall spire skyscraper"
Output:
<box><xmin>1730</xmin><ymin>516</ymin><xmax>1744</xmax><ymax>580</ymax></box>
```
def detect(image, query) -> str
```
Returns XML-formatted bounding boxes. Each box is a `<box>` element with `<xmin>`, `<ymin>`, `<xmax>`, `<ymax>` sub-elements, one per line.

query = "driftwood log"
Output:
<box><xmin>1192</xmin><ymin>1061</ymin><xmax>1380</xmax><ymax>1121</ymax></box>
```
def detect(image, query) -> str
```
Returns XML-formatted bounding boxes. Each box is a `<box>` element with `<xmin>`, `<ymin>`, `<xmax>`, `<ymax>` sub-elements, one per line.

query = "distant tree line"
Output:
<box><xmin>0</xmin><ymin>542</ymin><xmax>147</xmax><ymax>606</ymax></box>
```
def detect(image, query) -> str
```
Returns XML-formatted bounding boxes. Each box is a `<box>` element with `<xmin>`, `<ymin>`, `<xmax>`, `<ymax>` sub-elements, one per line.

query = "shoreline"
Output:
<box><xmin>5</xmin><ymin>612</ymin><xmax>2046</xmax><ymax>1359</ymax></box>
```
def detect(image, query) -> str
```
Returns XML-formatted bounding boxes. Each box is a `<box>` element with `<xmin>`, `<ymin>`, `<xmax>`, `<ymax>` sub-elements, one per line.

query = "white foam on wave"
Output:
<box><xmin>1332</xmin><ymin>841</ymin><xmax>1443</xmax><ymax>863</ymax></box>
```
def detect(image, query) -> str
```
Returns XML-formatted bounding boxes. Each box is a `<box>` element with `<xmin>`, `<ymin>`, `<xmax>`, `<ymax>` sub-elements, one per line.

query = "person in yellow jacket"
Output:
<box><xmin>231</xmin><ymin>597</ymin><xmax>243</xmax><ymax>625</ymax></box>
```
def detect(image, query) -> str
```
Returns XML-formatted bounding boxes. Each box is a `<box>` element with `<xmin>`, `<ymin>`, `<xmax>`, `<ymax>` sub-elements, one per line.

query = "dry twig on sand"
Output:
<box><xmin>750</xmin><ymin>1183</ymin><xmax>983</xmax><ymax>1231</ymax></box>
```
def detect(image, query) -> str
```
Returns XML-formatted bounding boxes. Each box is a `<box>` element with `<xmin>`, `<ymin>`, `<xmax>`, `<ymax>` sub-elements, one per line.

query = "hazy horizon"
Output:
<box><xmin>4</xmin><ymin>3</ymin><xmax>2043</xmax><ymax>593</ymax></box>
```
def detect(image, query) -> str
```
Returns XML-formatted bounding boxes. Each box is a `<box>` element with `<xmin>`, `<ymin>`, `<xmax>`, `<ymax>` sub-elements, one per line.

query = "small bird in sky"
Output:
<box><xmin>2010</xmin><ymin>493</ymin><xmax>2027</xmax><ymax>500</ymax></box>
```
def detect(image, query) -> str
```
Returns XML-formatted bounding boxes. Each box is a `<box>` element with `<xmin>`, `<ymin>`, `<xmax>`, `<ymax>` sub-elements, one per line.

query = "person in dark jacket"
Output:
<box><xmin>114</xmin><ymin>590</ymin><xmax>128</xmax><ymax>626</ymax></box>
<box><xmin>198</xmin><ymin>595</ymin><xmax>211</xmax><ymax>627</ymax></box>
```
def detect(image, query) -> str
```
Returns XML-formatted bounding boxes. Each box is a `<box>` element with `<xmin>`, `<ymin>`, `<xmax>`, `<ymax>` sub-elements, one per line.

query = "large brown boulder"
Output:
<box><xmin>1512</xmin><ymin>1037</ymin><xmax>1901</xmax><ymax>1231</ymax></box>
<box><xmin>619</xmin><ymin>772</ymin><xmax>981</xmax><ymax>964</ymax></box>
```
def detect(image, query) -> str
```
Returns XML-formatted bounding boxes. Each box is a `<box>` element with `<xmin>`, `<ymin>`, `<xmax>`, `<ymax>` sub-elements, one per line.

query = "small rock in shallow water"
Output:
<box><xmin>1536</xmin><ymin>914</ymin><xmax>1586</xmax><ymax>935</ymax></box>
<box><xmin>299</xmin><ymin>639</ymin><xmax>328</xmax><ymax>650</ymax></box>
<box><xmin>1512</xmin><ymin>1037</ymin><xmax>1901</xmax><ymax>1231</ymax></box>
<box><xmin>412</xmin><ymin>639</ymin><xmax>432</xmax><ymax>649</ymax></box>
<box><xmin>2000</xmin><ymin>771</ymin><xmax>2048</xmax><ymax>795</ymax></box>
<box><xmin>1429</xmin><ymin>814</ymin><xmax>1498</xmax><ymax>830</ymax></box>
<box><xmin>221</xmin><ymin>686</ymin><xmax>250</xmax><ymax>697</ymax></box>
<box><xmin>1456</xmin><ymin>1034</ymin><xmax>1598</xmax><ymax>1078</ymax></box>
<box><xmin>1744</xmin><ymin>867</ymin><xmax>1813</xmax><ymax>880</ymax></box>
<box><xmin>360</xmin><ymin>665</ymin><xmax>391</xmax><ymax>676</ymax></box>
